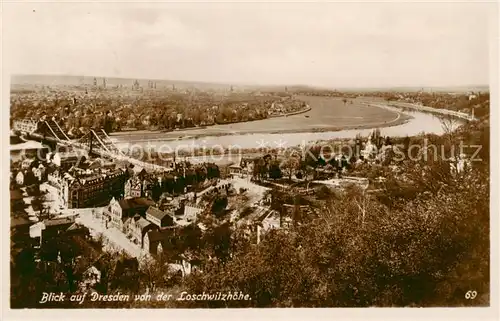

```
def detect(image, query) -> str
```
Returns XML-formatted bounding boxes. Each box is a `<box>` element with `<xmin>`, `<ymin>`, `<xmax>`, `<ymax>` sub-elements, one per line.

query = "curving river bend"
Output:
<box><xmin>111</xmin><ymin>96</ymin><xmax>465</xmax><ymax>154</ymax></box>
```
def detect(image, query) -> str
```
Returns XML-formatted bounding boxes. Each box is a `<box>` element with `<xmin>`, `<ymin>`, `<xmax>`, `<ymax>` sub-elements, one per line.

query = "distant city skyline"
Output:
<box><xmin>3</xmin><ymin>1</ymin><xmax>493</xmax><ymax>88</ymax></box>
<box><xmin>10</xmin><ymin>73</ymin><xmax>489</xmax><ymax>92</ymax></box>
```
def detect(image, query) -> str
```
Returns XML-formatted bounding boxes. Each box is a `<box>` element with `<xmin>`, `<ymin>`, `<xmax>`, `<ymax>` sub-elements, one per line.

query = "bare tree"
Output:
<box><xmin>440</xmin><ymin>115</ymin><xmax>459</xmax><ymax>136</ymax></box>
<box><xmin>440</xmin><ymin>115</ymin><xmax>460</xmax><ymax>146</ymax></box>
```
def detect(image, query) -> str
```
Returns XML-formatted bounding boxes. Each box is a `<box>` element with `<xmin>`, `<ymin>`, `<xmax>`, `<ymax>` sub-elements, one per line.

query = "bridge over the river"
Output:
<box><xmin>14</xmin><ymin>118</ymin><xmax>171</xmax><ymax>172</ymax></box>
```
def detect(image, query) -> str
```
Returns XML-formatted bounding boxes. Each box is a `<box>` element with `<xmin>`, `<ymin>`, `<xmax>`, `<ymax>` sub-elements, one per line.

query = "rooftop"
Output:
<box><xmin>119</xmin><ymin>197</ymin><xmax>155</xmax><ymax>210</ymax></box>
<box><xmin>43</xmin><ymin>216</ymin><xmax>76</xmax><ymax>227</ymax></box>
<box><xmin>58</xmin><ymin>152</ymin><xmax>81</xmax><ymax>159</ymax></box>
<box><xmin>147</xmin><ymin>228</ymin><xmax>175</xmax><ymax>242</ymax></box>
<box><xmin>146</xmin><ymin>206</ymin><xmax>171</xmax><ymax>221</ymax></box>
<box><xmin>133</xmin><ymin>165</ymin><xmax>145</xmax><ymax>175</ymax></box>
<box><xmin>136</xmin><ymin>217</ymin><xmax>152</xmax><ymax>229</ymax></box>
<box><xmin>80</xmin><ymin>175</ymin><xmax>105</xmax><ymax>184</ymax></box>
<box><xmin>10</xmin><ymin>141</ymin><xmax>45</xmax><ymax>151</ymax></box>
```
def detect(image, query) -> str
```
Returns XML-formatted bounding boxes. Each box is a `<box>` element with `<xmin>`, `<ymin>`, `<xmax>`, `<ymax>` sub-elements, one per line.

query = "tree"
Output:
<box><xmin>211</xmin><ymin>195</ymin><xmax>228</xmax><ymax>217</ymax></box>
<box><xmin>103</xmin><ymin>115</ymin><xmax>115</xmax><ymax>133</ymax></box>
<box><xmin>282</xmin><ymin>157</ymin><xmax>300</xmax><ymax>180</ymax></box>
<box><xmin>268</xmin><ymin>161</ymin><xmax>283</xmax><ymax>179</ymax></box>
<box><xmin>440</xmin><ymin>115</ymin><xmax>460</xmax><ymax>142</ymax></box>
<box><xmin>371</xmin><ymin>128</ymin><xmax>383</xmax><ymax>149</ymax></box>
<box><xmin>253</xmin><ymin>158</ymin><xmax>267</xmax><ymax>181</ymax></box>
<box><xmin>31</xmin><ymin>193</ymin><xmax>48</xmax><ymax>220</ymax></box>
<box><xmin>180</xmin><ymin>140</ymin><xmax>490</xmax><ymax>307</ymax></box>
<box><xmin>138</xmin><ymin>254</ymin><xmax>172</xmax><ymax>291</ymax></box>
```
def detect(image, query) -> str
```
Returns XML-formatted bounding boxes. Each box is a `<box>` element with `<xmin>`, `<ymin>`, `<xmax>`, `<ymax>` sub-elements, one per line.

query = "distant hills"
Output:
<box><xmin>331</xmin><ymin>86</ymin><xmax>490</xmax><ymax>93</ymax></box>
<box><xmin>10</xmin><ymin>74</ymin><xmax>488</xmax><ymax>93</ymax></box>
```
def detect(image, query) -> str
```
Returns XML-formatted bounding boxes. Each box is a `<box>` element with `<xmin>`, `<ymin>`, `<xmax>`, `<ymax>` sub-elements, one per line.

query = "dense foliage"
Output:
<box><xmin>180</xmin><ymin>120</ymin><xmax>490</xmax><ymax>307</ymax></box>
<box><xmin>10</xmin><ymin>105</ymin><xmax>490</xmax><ymax>308</ymax></box>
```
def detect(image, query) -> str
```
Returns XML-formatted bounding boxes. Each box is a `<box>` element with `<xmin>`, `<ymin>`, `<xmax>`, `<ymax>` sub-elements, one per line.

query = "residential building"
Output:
<box><xmin>143</xmin><ymin>227</ymin><xmax>176</xmax><ymax>255</ymax></box>
<box><xmin>124</xmin><ymin>176</ymin><xmax>154</xmax><ymax>198</ymax></box>
<box><xmin>47</xmin><ymin>169</ymin><xmax>70</xmax><ymax>208</ymax></box>
<box><xmin>86</xmin><ymin>158</ymin><xmax>115</xmax><ymax>171</ymax></box>
<box><xmin>29</xmin><ymin>217</ymin><xmax>87</xmax><ymax>248</ymax></box>
<box><xmin>104</xmin><ymin>197</ymin><xmax>155</xmax><ymax>230</ymax></box>
<box><xmin>21</xmin><ymin>158</ymin><xmax>35</xmax><ymax>170</ymax></box>
<box><xmin>198</xmin><ymin>180</ymin><xmax>232</xmax><ymax>200</ymax></box>
<box><xmin>228</xmin><ymin>163</ymin><xmax>243</xmax><ymax>176</ymax></box>
<box><xmin>10</xmin><ymin>141</ymin><xmax>49</xmax><ymax>163</ymax></box>
<box><xmin>124</xmin><ymin>178</ymin><xmax>141</xmax><ymax>198</ymax></box>
<box><xmin>254</xmin><ymin>208</ymin><xmax>292</xmax><ymax>244</ymax></box>
<box><xmin>68</xmin><ymin>169</ymin><xmax>127</xmax><ymax>208</ymax></box>
<box><xmin>52</xmin><ymin>152</ymin><xmax>84</xmax><ymax>169</ymax></box>
<box><xmin>13</xmin><ymin>118</ymin><xmax>39</xmax><ymax>134</ymax></box>
<box><xmin>123</xmin><ymin>215</ymin><xmax>158</xmax><ymax>248</ymax></box>
<box><xmin>228</xmin><ymin>158</ymin><xmax>254</xmax><ymax>177</ymax></box>
<box><xmin>32</xmin><ymin>164</ymin><xmax>45</xmax><ymax>182</ymax></box>
<box><xmin>181</xmin><ymin>203</ymin><xmax>204</xmax><ymax>222</ymax></box>
<box><xmin>361</xmin><ymin>139</ymin><xmax>377</xmax><ymax>160</ymax></box>
<box><xmin>146</xmin><ymin>206</ymin><xmax>175</xmax><ymax>229</ymax></box>
<box><xmin>15</xmin><ymin>171</ymin><xmax>24</xmax><ymax>185</ymax></box>
<box><xmin>79</xmin><ymin>266</ymin><xmax>101</xmax><ymax>290</ymax></box>
<box><xmin>168</xmin><ymin>260</ymin><xmax>194</xmax><ymax>278</ymax></box>
<box><xmin>126</xmin><ymin>165</ymin><xmax>148</xmax><ymax>179</ymax></box>
<box><xmin>142</xmin><ymin>228</ymin><xmax>198</xmax><ymax>276</ymax></box>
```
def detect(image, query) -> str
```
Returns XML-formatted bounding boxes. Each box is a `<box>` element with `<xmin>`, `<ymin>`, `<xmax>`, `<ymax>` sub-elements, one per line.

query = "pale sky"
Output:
<box><xmin>3</xmin><ymin>1</ymin><xmax>494</xmax><ymax>88</ymax></box>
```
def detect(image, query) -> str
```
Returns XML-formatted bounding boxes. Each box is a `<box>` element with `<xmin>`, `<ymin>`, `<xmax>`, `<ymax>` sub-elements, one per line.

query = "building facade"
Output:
<box><xmin>124</xmin><ymin>176</ymin><xmax>154</xmax><ymax>199</ymax></box>
<box><xmin>47</xmin><ymin>169</ymin><xmax>70</xmax><ymax>208</ymax></box>
<box><xmin>182</xmin><ymin>203</ymin><xmax>204</xmax><ymax>222</ymax></box>
<box><xmin>146</xmin><ymin>206</ymin><xmax>174</xmax><ymax>229</ymax></box>
<box><xmin>123</xmin><ymin>215</ymin><xmax>157</xmax><ymax>247</ymax></box>
<box><xmin>13</xmin><ymin>119</ymin><xmax>39</xmax><ymax>134</ymax></box>
<box><xmin>68</xmin><ymin>169</ymin><xmax>127</xmax><ymax>209</ymax></box>
<box><xmin>104</xmin><ymin>196</ymin><xmax>155</xmax><ymax>230</ymax></box>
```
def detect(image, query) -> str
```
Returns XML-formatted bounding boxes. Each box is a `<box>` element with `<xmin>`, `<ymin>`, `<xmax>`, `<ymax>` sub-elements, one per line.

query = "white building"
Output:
<box><xmin>52</xmin><ymin>153</ymin><xmax>61</xmax><ymax>167</ymax></box>
<box><xmin>47</xmin><ymin>170</ymin><xmax>70</xmax><ymax>208</ymax></box>
<box><xmin>13</xmin><ymin>119</ymin><xmax>39</xmax><ymax>134</ymax></box>
<box><xmin>182</xmin><ymin>203</ymin><xmax>204</xmax><ymax>222</ymax></box>
<box><xmin>361</xmin><ymin>139</ymin><xmax>377</xmax><ymax>160</ymax></box>
<box><xmin>32</xmin><ymin>166</ymin><xmax>42</xmax><ymax>182</ymax></box>
<box><xmin>80</xmin><ymin>266</ymin><xmax>101</xmax><ymax>290</ymax></box>
<box><xmin>15</xmin><ymin>171</ymin><xmax>24</xmax><ymax>185</ymax></box>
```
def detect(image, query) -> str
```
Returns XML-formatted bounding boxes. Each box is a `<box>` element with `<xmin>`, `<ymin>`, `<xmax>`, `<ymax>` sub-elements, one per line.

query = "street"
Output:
<box><xmin>76</xmin><ymin>209</ymin><xmax>150</xmax><ymax>259</ymax></box>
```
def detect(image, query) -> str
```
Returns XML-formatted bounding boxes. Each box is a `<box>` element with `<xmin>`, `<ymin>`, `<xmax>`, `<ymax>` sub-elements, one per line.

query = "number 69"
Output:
<box><xmin>465</xmin><ymin>290</ymin><xmax>477</xmax><ymax>299</ymax></box>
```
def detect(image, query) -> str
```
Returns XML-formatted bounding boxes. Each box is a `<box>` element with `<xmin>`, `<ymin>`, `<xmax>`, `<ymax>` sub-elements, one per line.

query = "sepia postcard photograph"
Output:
<box><xmin>1</xmin><ymin>0</ymin><xmax>499</xmax><ymax>319</ymax></box>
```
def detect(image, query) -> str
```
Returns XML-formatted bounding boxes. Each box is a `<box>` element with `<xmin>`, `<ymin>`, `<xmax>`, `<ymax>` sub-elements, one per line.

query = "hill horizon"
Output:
<box><xmin>10</xmin><ymin>74</ymin><xmax>489</xmax><ymax>93</ymax></box>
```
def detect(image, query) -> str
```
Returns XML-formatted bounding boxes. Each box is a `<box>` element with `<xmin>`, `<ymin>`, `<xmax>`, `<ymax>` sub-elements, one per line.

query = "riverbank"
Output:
<box><xmin>107</xmin><ymin>96</ymin><xmax>468</xmax><ymax>157</ymax></box>
<box><xmin>386</xmin><ymin>101</ymin><xmax>474</xmax><ymax>121</ymax></box>
<box><xmin>112</xmin><ymin>115</ymin><xmax>411</xmax><ymax>143</ymax></box>
<box><xmin>110</xmin><ymin>99</ymin><xmax>409</xmax><ymax>144</ymax></box>
<box><xmin>111</xmin><ymin>106</ymin><xmax>313</xmax><ymax>138</ymax></box>
<box><xmin>176</xmin><ymin>113</ymin><xmax>411</xmax><ymax>140</ymax></box>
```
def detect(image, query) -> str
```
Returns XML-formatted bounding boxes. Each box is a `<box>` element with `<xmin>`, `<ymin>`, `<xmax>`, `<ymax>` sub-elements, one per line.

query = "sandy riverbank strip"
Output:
<box><xmin>111</xmin><ymin>114</ymin><xmax>412</xmax><ymax>143</ymax></box>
